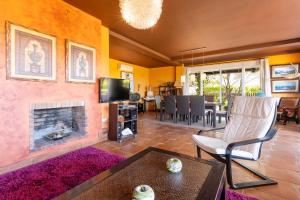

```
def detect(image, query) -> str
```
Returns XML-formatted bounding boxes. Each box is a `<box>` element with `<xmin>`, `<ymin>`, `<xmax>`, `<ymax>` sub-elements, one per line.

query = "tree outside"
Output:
<box><xmin>189</xmin><ymin>68</ymin><xmax>261</xmax><ymax>109</ymax></box>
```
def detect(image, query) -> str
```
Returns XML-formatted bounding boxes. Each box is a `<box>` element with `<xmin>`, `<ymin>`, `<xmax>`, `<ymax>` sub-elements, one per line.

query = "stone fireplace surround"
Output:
<box><xmin>29</xmin><ymin>101</ymin><xmax>87</xmax><ymax>151</ymax></box>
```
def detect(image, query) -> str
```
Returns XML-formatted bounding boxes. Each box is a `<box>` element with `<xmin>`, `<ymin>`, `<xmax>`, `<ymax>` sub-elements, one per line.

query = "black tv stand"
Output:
<box><xmin>108</xmin><ymin>102</ymin><xmax>137</xmax><ymax>142</ymax></box>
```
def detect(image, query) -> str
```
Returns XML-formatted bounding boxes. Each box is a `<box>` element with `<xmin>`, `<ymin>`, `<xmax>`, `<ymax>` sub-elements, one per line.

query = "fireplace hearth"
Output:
<box><xmin>30</xmin><ymin>101</ymin><xmax>87</xmax><ymax>151</ymax></box>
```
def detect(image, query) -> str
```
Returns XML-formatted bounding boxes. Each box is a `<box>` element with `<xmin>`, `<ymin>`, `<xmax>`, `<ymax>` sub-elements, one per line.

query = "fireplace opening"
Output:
<box><xmin>30</xmin><ymin>102</ymin><xmax>87</xmax><ymax>151</ymax></box>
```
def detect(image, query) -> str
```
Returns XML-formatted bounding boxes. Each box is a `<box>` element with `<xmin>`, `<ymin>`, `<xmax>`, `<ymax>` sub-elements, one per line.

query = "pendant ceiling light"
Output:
<box><xmin>119</xmin><ymin>0</ymin><xmax>163</xmax><ymax>30</ymax></box>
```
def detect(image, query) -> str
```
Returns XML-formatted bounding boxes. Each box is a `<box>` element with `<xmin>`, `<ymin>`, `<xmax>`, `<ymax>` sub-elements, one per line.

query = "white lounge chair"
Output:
<box><xmin>192</xmin><ymin>96</ymin><xmax>278</xmax><ymax>189</ymax></box>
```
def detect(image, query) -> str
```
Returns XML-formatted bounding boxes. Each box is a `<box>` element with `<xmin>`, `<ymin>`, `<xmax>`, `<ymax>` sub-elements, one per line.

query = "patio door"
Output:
<box><xmin>202</xmin><ymin>70</ymin><xmax>221</xmax><ymax>103</ymax></box>
<box><xmin>186</xmin><ymin>60</ymin><xmax>262</xmax><ymax>109</ymax></box>
<box><xmin>221</xmin><ymin>68</ymin><xmax>242</xmax><ymax>107</ymax></box>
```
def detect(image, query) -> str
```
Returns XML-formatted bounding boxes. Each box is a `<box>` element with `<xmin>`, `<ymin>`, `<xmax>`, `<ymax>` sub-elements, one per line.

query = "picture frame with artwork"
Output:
<box><xmin>66</xmin><ymin>40</ymin><xmax>96</xmax><ymax>83</ymax></box>
<box><xmin>121</xmin><ymin>71</ymin><xmax>134</xmax><ymax>92</ymax></box>
<box><xmin>6</xmin><ymin>22</ymin><xmax>56</xmax><ymax>81</ymax></box>
<box><xmin>272</xmin><ymin>80</ymin><xmax>299</xmax><ymax>93</ymax></box>
<box><xmin>271</xmin><ymin>64</ymin><xmax>299</xmax><ymax>78</ymax></box>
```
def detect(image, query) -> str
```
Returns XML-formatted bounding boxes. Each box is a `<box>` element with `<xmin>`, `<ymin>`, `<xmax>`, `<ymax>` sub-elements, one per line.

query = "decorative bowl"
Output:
<box><xmin>166</xmin><ymin>158</ymin><xmax>182</xmax><ymax>173</ymax></box>
<box><xmin>132</xmin><ymin>185</ymin><xmax>155</xmax><ymax>200</ymax></box>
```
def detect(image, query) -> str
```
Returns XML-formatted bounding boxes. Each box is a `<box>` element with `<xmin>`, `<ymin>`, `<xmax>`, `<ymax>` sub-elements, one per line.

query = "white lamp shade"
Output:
<box><xmin>120</xmin><ymin>0</ymin><xmax>163</xmax><ymax>30</ymax></box>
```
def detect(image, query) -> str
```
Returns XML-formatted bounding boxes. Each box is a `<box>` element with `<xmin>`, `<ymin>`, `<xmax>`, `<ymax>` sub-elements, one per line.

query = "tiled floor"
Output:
<box><xmin>93</xmin><ymin>112</ymin><xmax>300</xmax><ymax>200</ymax></box>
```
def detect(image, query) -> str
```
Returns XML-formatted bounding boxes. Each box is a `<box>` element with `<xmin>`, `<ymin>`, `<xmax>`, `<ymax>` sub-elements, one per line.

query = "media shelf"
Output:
<box><xmin>108</xmin><ymin>103</ymin><xmax>138</xmax><ymax>142</ymax></box>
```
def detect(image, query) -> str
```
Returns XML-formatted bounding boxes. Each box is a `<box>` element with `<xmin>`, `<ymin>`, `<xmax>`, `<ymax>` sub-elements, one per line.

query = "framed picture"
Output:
<box><xmin>121</xmin><ymin>71</ymin><xmax>134</xmax><ymax>92</ymax></box>
<box><xmin>66</xmin><ymin>41</ymin><xmax>96</xmax><ymax>83</ymax></box>
<box><xmin>271</xmin><ymin>64</ymin><xmax>299</xmax><ymax>78</ymax></box>
<box><xmin>272</xmin><ymin>80</ymin><xmax>299</xmax><ymax>93</ymax></box>
<box><xmin>6</xmin><ymin>22</ymin><xmax>56</xmax><ymax>81</ymax></box>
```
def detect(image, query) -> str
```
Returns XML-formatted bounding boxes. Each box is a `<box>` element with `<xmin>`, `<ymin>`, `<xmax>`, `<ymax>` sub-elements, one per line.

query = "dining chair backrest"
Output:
<box><xmin>205</xmin><ymin>95</ymin><xmax>215</xmax><ymax>103</ymax></box>
<box><xmin>155</xmin><ymin>95</ymin><xmax>161</xmax><ymax>109</ymax></box>
<box><xmin>190</xmin><ymin>95</ymin><xmax>205</xmax><ymax>116</ymax></box>
<box><xmin>176</xmin><ymin>96</ymin><xmax>190</xmax><ymax>115</ymax></box>
<box><xmin>164</xmin><ymin>95</ymin><xmax>176</xmax><ymax>114</ymax></box>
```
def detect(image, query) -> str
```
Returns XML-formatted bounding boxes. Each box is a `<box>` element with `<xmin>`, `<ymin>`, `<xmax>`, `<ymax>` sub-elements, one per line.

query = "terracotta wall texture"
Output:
<box><xmin>0</xmin><ymin>0</ymin><xmax>106</xmax><ymax>169</ymax></box>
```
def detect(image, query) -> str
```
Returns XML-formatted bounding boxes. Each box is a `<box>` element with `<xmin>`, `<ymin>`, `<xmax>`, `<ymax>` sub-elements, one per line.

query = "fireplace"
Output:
<box><xmin>30</xmin><ymin>101</ymin><xmax>87</xmax><ymax>151</ymax></box>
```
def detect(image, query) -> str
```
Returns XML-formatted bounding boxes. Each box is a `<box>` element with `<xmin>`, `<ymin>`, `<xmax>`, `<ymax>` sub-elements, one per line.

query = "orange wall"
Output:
<box><xmin>149</xmin><ymin>66</ymin><xmax>176</xmax><ymax>95</ymax></box>
<box><xmin>109</xmin><ymin>58</ymin><xmax>150</xmax><ymax>97</ymax></box>
<box><xmin>175</xmin><ymin>65</ymin><xmax>185</xmax><ymax>81</ymax></box>
<box><xmin>0</xmin><ymin>0</ymin><xmax>108</xmax><ymax>171</ymax></box>
<box><xmin>268</xmin><ymin>53</ymin><xmax>300</xmax><ymax>97</ymax></box>
<box><xmin>268</xmin><ymin>53</ymin><xmax>300</xmax><ymax>65</ymax></box>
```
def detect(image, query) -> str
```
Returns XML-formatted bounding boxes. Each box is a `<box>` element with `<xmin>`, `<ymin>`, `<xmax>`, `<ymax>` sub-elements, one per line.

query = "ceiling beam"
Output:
<box><xmin>109</xmin><ymin>31</ymin><xmax>178</xmax><ymax>66</ymax></box>
<box><xmin>172</xmin><ymin>38</ymin><xmax>300</xmax><ymax>62</ymax></box>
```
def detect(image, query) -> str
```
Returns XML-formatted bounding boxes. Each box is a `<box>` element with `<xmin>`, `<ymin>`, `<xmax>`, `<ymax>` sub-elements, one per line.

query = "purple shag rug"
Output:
<box><xmin>226</xmin><ymin>189</ymin><xmax>258</xmax><ymax>200</ymax></box>
<box><xmin>0</xmin><ymin>147</ymin><xmax>125</xmax><ymax>200</ymax></box>
<box><xmin>0</xmin><ymin>147</ymin><xmax>257</xmax><ymax>200</ymax></box>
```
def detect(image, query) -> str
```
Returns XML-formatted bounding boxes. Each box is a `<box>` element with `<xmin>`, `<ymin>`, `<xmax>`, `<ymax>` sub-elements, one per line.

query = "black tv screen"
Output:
<box><xmin>99</xmin><ymin>78</ymin><xmax>130</xmax><ymax>103</ymax></box>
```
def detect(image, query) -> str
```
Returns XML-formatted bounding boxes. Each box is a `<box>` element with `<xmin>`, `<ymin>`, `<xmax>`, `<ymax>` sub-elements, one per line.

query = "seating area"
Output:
<box><xmin>0</xmin><ymin>1</ymin><xmax>300</xmax><ymax>200</ymax></box>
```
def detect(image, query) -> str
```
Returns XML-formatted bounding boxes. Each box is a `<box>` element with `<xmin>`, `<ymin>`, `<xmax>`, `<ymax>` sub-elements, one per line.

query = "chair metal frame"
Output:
<box><xmin>196</xmin><ymin>109</ymin><xmax>278</xmax><ymax>189</ymax></box>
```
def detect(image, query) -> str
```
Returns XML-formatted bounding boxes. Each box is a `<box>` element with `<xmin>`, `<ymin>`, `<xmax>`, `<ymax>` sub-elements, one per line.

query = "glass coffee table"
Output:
<box><xmin>56</xmin><ymin>147</ymin><xmax>225</xmax><ymax>200</ymax></box>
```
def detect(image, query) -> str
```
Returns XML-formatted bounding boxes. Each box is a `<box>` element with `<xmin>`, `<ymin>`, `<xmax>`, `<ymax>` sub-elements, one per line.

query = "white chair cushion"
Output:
<box><xmin>192</xmin><ymin>134</ymin><xmax>255</xmax><ymax>159</ymax></box>
<box><xmin>222</xmin><ymin>97</ymin><xmax>277</xmax><ymax>160</ymax></box>
<box><xmin>192</xmin><ymin>97</ymin><xmax>277</xmax><ymax>160</ymax></box>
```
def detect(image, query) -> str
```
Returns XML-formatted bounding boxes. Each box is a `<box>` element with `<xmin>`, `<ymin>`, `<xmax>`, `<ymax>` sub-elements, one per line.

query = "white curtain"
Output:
<box><xmin>183</xmin><ymin>68</ymin><xmax>189</xmax><ymax>95</ymax></box>
<box><xmin>262</xmin><ymin>58</ymin><xmax>272</xmax><ymax>97</ymax></box>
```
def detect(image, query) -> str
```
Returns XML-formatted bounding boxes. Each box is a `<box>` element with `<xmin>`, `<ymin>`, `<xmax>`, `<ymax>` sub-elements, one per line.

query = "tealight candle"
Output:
<box><xmin>132</xmin><ymin>185</ymin><xmax>155</xmax><ymax>200</ymax></box>
<box><xmin>166</xmin><ymin>158</ymin><xmax>182</xmax><ymax>173</ymax></box>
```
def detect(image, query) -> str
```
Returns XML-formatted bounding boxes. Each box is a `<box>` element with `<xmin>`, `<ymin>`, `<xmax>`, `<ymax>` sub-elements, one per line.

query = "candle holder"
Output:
<box><xmin>132</xmin><ymin>185</ymin><xmax>155</xmax><ymax>200</ymax></box>
<box><xmin>166</xmin><ymin>158</ymin><xmax>182</xmax><ymax>173</ymax></box>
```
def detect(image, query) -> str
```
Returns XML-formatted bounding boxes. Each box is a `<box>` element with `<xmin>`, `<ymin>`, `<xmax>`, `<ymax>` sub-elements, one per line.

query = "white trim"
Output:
<box><xmin>67</xmin><ymin>41</ymin><xmax>96</xmax><ymax>83</ymax></box>
<box><xmin>187</xmin><ymin>60</ymin><xmax>261</xmax><ymax>73</ymax></box>
<box><xmin>9</xmin><ymin>24</ymin><xmax>56</xmax><ymax>80</ymax></box>
<box><xmin>241</xmin><ymin>67</ymin><xmax>246</xmax><ymax>96</ymax></box>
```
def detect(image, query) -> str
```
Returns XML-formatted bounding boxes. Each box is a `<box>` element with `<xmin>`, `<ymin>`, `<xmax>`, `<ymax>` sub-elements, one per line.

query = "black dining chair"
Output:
<box><xmin>164</xmin><ymin>95</ymin><xmax>177</xmax><ymax>123</ymax></box>
<box><xmin>216</xmin><ymin>96</ymin><xmax>234</xmax><ymax>124</ymax></box>
<box><xmin>190</xmin><ymin>95</ymin><xmax>211</xmax><ymax>127</ymax></box>
<box><xmin>176</xmin><ymin>96</ymin><xmax>191</xmax><ymax>125</ymax></box>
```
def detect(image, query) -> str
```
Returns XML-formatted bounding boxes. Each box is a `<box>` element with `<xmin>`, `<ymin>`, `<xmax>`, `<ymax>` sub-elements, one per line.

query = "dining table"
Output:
<box><xmin>159</xmin><ymin>100</ymin><xmax>221</xmax><ymax>128</ymax></box>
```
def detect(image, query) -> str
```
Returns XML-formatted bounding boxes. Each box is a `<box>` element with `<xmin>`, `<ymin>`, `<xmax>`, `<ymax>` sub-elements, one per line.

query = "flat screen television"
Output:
<box><xmin>99</xmin><ymin>78</ymin><xmax>130</xmax><ymax>103</ymax></box>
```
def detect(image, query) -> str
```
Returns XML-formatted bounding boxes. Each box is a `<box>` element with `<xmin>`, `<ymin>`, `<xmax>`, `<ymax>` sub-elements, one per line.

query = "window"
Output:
<box><xmin>186</xmin><ymin>60</ymin><xmax>262</xmax><ymax>109</ymax></box>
